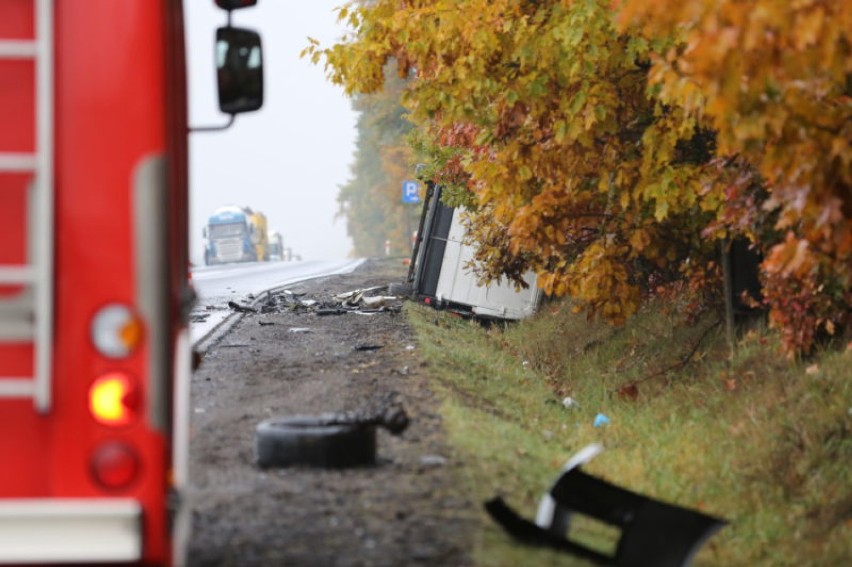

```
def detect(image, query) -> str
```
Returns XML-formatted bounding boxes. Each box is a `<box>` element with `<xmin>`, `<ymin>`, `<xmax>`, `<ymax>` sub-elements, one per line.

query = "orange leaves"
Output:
<box><xmin>616</xmin><ymin>0</ymin><xmax>852</xmax><ymax>354</ymax></box>
<box><xmin>315</xmin><ymin>0</ymin><xmax>850</xmax><ymax>355</ymax></box>
<box><xmin>764</xmin><ymin>233</ymin><xmax>816</xmax><ymax>280</ymax></box>
<box><xmin>437</xmin><ymin>123</ymin><xmax>480</xmax><ymax>148</ymax></box>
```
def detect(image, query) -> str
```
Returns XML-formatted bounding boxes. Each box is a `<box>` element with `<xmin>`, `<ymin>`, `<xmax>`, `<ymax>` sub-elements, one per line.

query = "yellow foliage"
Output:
<box><xmin>309</xmin><ymin>0</ymin><xmax>851</xmax><ymax>351</ymax></box>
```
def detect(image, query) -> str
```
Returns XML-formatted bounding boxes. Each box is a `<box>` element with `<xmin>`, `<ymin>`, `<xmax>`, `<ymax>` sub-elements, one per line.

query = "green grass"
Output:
<box><xmin>407</xmin><ymin>302</ymin><xmax>851</xmax><ymax>566</ymax></box>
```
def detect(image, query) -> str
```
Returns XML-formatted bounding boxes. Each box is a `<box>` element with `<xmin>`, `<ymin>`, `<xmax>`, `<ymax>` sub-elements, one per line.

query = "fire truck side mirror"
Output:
<box><xmin>214</xmin><ymin>0</ymin><xmax>258</xmax><ymax>10</ymax></box>
<box><xmin>215</xmin><ymin>27</ymin><xmax>263</xmax><ymax>115</ymax></box>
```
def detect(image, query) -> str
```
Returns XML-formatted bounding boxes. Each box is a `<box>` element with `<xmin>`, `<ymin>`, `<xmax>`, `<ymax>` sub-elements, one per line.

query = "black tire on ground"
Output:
<box><xmin>388</xmin><ymin>281</ymin><xmax>414</xmax><ymax>298</ymax></box>
<box><xmin>254</xmin><ymin>415</ymin><xmax>377</xmax><ymax>469</ymax></box>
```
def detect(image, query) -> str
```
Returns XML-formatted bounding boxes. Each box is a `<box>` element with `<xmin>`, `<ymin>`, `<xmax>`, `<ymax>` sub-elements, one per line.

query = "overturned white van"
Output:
<box><xmin>402</xmin><ymin>185</ymin><xmax>542</xmax><ymax>320</ymax></box>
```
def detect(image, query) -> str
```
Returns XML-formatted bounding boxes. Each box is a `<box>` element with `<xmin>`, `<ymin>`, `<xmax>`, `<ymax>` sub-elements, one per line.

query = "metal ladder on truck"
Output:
<box><xmin>0</xmin><ymin>0</ymin><xmax>55</xmax><ymax>413</ymax></box>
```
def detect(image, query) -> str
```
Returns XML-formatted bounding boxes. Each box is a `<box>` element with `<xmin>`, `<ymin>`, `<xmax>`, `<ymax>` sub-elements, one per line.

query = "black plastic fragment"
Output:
<box><xmin>316</xmin><ymin>308</ymin><xmax>349</xmax><ymax>316</ymax></box>
<box><xmin>227</xmin><ymin>300</ymin><xmax>257</xmax><ymax>313</ymax></box>
<box><xmin>486</xmin><ymin>461</ymin><xmax>727</xmax><ymax>567</ymax></box>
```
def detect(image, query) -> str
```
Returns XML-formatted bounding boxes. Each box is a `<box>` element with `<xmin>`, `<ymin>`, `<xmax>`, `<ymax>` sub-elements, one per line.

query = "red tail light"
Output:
<box><xmin>90</xmin><ymin>442</ymin><xmax>140</xmax><ymax>489</ymax></box>
<box><xmin>88</xmin><ymin>372</ymin><xmax>140</xmax><ymax>427</ymax></box>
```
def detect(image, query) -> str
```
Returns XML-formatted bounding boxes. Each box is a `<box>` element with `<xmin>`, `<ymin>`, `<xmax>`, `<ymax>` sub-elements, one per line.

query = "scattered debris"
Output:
<box><xmin>334</xmin><ymin>285</ymin><xmax>388</xmax><ymax>303</ymax></box>
<box><xmin>227</xmin><ymin>301</ymin><xmax>257</xmax><ymax>313</ymax></box>
<box><xmin>259</xmin><ymin>295</ymin><xmax>279</xmax><ymax>314</ymax></box>
<box><xmin>485</xmin><ymin>444</ymin><xmax>727</xmax><ymax>566</ymax></box>
<box><xmin>254</xmin><ymin>400</ymin><xmax>410</xmax><ymax>469</ymax></box>
<box><xmin>228</xmin><ymin>286</ymin><xmax>405</xmax><ymax>319</ymax></box>
<box><xmin>191</xmin><ymin>350</ymin><xmax>202</xmax><ymax>371</ymax></box>
<box><xmin>419</xmin><ymin>454</ymin><xmax>448</xmax><ymax>468</ymax></box>
<box><xmin>359</xmin><ymin>296</ymin><xmax>397</xmax><ymax>308</ymax></box>
<box><xmin>255</xmin><ymin>415</ymin><xmax>377</xmax><ymax>469</ymax></box>
<box><xmin>405</xmin><ymin>345</ymin><xmax>416</xmax><ymax>351</ymax></box>
<box><xmin>288</xmin><ymin>327</ymin><xmax>311</xmax><ymax>334</ymax></box>
<box><xmin>561</xmin><ymin>396</ymin><xmax>578</xmax><ymax>409</ymax></box>
<box><xmin>353</xmin><ymin>344</ymin><xmax>384</xmax><ymax>352</ymax></box>
<box><xmin>332</xmin><ymin>286</ymin><xmax>406</xmax><ymax>313</ymax></box>
<box><xmin>316</xmin><ymin>308</ymin><xmax>349</xmax><ymax>316</ymax></box>
<box><xmin>357</xmin><ymin>400</ymin><xmax>410</xmax><ymax>435</ymax></box>
<box><xmin>593</xmin><ymin>413</ymin><xmax>610</xmax><ymax>427</ymax></box>
<box><xmin>258</xmin><ymin>320</ymin><xmax>274</xmax><ymax>326</ymax></box>
<box><xmin>359</xmin><ymin>306</ymin><xmax>402</xmax><ymax>315</ymax></box>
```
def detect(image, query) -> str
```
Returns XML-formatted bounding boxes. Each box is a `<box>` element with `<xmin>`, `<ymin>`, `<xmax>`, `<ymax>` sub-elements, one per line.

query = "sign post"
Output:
<box><xmin>402</xmin><ymin>180</ymin><xmax>421</xmax><ymax>204</ymax></box>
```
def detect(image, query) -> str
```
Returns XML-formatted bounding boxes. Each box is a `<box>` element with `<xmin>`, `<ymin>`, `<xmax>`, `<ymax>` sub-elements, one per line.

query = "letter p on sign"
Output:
<box><xmin>402</xmin><ymin>180</ymin><xmax>421</xmax><ymax>204</ymax></box>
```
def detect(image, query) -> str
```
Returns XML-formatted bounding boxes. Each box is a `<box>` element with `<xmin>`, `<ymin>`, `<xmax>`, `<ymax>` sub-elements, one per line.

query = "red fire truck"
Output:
<box><xmin>0</xmin><ymin>1</ymin><xmax>262</xmax><ymax>564</ymax></box>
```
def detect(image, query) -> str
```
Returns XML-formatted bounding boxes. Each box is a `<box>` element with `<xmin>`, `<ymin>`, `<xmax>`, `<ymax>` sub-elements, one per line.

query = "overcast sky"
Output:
<box><xmin>185</xmin><ymin>2</ymin><xmax>356</xmax><ymax>263</ymax></box>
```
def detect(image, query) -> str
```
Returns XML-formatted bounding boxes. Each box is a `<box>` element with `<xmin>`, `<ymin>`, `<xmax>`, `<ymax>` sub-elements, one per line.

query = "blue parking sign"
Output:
<box><xmin>402</xmin><ymin>180</ymin><xmax>421</xmax><ymax>203</ymax></box>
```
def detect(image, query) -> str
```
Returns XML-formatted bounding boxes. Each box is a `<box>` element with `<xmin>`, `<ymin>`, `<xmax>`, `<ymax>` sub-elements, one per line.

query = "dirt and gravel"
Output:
<box><xmin>187</xmin><ymin>259</ymin><xmax>476</xmax><ymax>566</ymax></box>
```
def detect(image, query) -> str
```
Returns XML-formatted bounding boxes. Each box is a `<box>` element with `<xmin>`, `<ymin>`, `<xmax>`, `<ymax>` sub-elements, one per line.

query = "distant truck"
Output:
<box><xmin>402</xmin><ymin>184</ymin><xmax>542</xmax><ymax>320</ymax></box>
<box><xmin>245</xmin><ymin>208</ymin><xmax>269</xmax><ymax>262</ymax></box>
<box><xmin>203</xmin><ymin>206</ymin><xmax>258</xmax><ymax>265</ymax></box>
<box><xmin>269</xmin><ymin>231</ymin><xmax>284</xmax><ymax>261</ymax></box>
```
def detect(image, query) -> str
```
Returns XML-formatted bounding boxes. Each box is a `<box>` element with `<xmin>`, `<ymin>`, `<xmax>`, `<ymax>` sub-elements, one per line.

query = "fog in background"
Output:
<box><xmin>185</xmin><ymin>2</ymin><xmax>356</xmax><ymax>264</ymax></box>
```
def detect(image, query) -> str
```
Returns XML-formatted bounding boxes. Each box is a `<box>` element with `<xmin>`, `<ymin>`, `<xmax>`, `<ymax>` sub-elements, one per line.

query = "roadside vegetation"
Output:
<box><xmin>307</xmin><ymin>4</ymin><xmax>851</xmax><ymax>563</ymax></box>
<box><xmin>309</xmin><ymin>0</ymin><xmax>850</xmax><ymax>357</ymax></box>
<box><xmin>407</xmin><ymin>302</ymin><xmax>851</xmax><ymax>566</ymax></box>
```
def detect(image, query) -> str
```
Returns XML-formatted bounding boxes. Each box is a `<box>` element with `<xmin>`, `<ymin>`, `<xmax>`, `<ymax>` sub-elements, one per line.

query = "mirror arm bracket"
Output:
<box><xmin>189</xmin><ymin>113</ymin><xmax>236</xmax><ymax>133</ymax></box>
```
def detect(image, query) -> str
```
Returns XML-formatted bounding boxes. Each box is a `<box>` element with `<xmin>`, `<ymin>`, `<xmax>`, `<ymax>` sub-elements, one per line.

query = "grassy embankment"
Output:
<box><xmin>407</xmin><ymin>299</ymin><xmax>850</xmax><ymax>566</ymax></box>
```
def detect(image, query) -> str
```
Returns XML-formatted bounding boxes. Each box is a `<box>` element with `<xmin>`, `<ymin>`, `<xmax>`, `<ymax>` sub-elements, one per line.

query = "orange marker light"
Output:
<box><xmin>91</xmin><ymin>304</ymin><xmax>143</xmax><ymax>358</ymax></box>
<box><xmin>88</xmin><ymin>372</ymin><xmax>139</xmax><ymax>427</ymax></box>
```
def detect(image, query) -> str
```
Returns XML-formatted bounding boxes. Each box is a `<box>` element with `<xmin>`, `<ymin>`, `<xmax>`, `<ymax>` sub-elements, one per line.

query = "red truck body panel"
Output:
<box><xmin>0</xmin><ymin>1</ymin><xmax>189</xmax><ymax>564</ymax></box>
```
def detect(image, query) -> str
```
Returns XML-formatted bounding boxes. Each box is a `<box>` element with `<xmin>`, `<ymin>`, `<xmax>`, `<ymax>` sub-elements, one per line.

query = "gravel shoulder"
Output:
<box><xmin>187</xmin><ymin>258</ymin><xmax>476</xmax><ymax>567</ymax></box>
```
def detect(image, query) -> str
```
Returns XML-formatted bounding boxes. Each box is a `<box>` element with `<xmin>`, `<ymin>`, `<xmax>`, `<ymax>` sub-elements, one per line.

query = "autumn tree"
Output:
<box><xmin>335</xmin><ymin>66</ymin><xmax>417</xmax><ymax>257</ymax></box>
<box><xmin>616</xmin><ymin>0</ymin><xmax>851</xmax><ymax>352</ymax></box>
<box><xmin>308</xmin><ymin>0</ymin><xmax>851</xmax><ymax>354</ymax></box>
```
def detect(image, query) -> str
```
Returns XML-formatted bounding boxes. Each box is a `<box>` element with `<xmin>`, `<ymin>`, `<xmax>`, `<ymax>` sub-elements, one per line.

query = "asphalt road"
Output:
<box><xmin>187</xmin><ymin>258</ymin><xmax>475</xmax><ymax>566</ymax></box>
